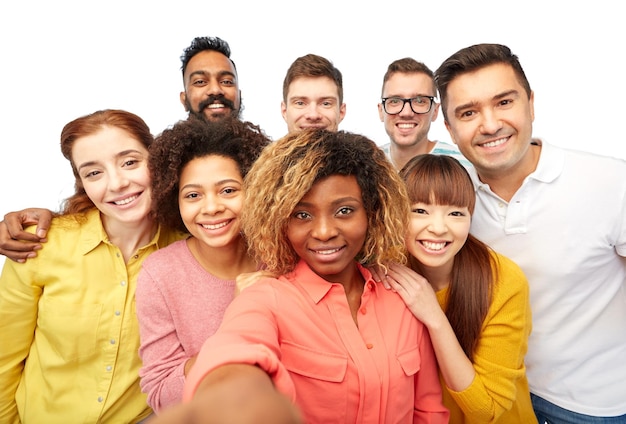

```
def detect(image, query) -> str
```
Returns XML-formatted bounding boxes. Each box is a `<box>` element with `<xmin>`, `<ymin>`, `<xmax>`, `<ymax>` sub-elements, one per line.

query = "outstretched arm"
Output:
<box><xmin>0</xmin><ymin>208</ymin><xmax>54</xmax><ymax>262</ymax></box>
<box><xmin>149</xmin><ymin>364</ymin><xmax>302</xmax><ymax>424</ymax></box>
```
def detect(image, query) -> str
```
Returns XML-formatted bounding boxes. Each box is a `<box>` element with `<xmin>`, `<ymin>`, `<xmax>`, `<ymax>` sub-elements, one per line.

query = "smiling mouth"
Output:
<box><xmin>201</xmin><ymin>220</ymin><xmax>231</xmax><ymax>230</ymax></box>
<box><xmin>312</xmin><ymin>247</ymin><xmax>343</xmax><ymax>255</ymax></box>
<box><xmin>480</xmin><ymin>136</ymin><xmax>508</xmax><ymax>148</ymax></box>
<box><xmin>421</xmin><ymin>241</ymin><xmax>448</xmax><ymax>251</ymax></box>
<box><xmin>113</xmin><ymin>194</ymin><xmax>138</xmax><ymax>206</ymax></box>
<box><xmin>206</xmin><ymin>103</ymin><xmax>226</xmax><ymax>110</ymax></box>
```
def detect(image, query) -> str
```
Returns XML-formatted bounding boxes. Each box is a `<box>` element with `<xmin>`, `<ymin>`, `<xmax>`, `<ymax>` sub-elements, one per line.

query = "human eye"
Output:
<box><xmin>411</xmin><ymin>207</ymin><xmax>427</xmax><ymax>214</ymax></box>
<box><xmin>498</xmin><ymin>98</ymin><xmax>514</xmax><ymax>108</ymax></box>
<box><xmin>83</xmin><ymin>169</ymin><xmax>101</xmax><ymax>179</ymax></box>
<box><xmin>192</xmin><ymin>78</ymin><xmax>207</xmax><ymax>86</ymax></box>
<box><xmin>292</xmin><ymin>99</ymin><xmax>306</xmax><ymax>108</ymax></box>
<box><xmin>183</xmin><ymin>192</ymin><xmax>200</xmax><ymax>200</ymax></box>
<box><xmin>413</xmin><ymin>96</ymin><xmax>427</xmax><ymax>105</ymax></box>
<box><xmin>387</xmin><ymin>97</ymin><xmax>402</xmax><ymax>105</ymax></box>
<box><xmin>293</xmin><ymin>210</ymin><xmax>311</xmax><ymax>220</ymax></box>
<box><xmin>336</xmin><ymin>206</ymin><xmax>354</xmax><ymax>216</ymax></box>
<box><xmin>449</xmin><ymin>210</ymin><xmax>467</xmax><ymax>217</ymax></box>
<box><xmin>220</xmin><ymin>78</ymin><xmax>235</xmax><ymax>86</ymax></box>
<box><xmin>221</xmin><ymin>186</ymin><xmax>239</xmax><ymax>195</ymax></box>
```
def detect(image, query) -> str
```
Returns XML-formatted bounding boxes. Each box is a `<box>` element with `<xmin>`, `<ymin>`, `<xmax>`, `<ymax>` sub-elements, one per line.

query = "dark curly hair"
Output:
<box><xmin>149</xmin><ymin>117</ymin><xmax>270</xmax><ymax>233</ymax></box>
<box><xmin>180</xmin><ymin>36</ymin><xmax>236</xmax><ymax>76</ymax></box>
<box><xmin>241</xmin><ymin>129</ymin><xmax>409</xmax><ymax>275</ymax></box>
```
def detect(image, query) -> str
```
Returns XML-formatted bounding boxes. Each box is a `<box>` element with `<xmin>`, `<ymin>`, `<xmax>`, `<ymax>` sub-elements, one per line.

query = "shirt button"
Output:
<box><xmin>366</xmin><ymin>343</ymin><xmax>374</xmax><ymax>349</ymax></box>
<box><xmin>97</xmin><ymin>396</ymin><xmax>104</xmax><ymax>402</ymax></box>
<box><xmin>106</xmin><ymin>365</ymin><xmax>112</xmax><ymax>372</ymax></box>
<box><xmin>110</xmin><ymin>339</ymin><xmax>116</xmax><ymax>345</ymax></box>
<box><xmin>114</xmin><ymin>310</ymin><xmax>121</xmax><ymax>316</ymax></box>
<box><xmin>498</xmin><ymin>202</ymin><xmax>505</xmax><ymax>208</ymax></box>
<box><xmin>133</xmin><ymin>254</ymin><xmax>139</xmax><ymax>259</ymax></box>
<box><xmin>361</xmin><ymin>307</ymin><xmax>367</xmax><ymax>314</ymax></box>
<box><xmin>120</xmin><ymin>281</ymin><xmax>126</xmax><ymax>287</ymax></box>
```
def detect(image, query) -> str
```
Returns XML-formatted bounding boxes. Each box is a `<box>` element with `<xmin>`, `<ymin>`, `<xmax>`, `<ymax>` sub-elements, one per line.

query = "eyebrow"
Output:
<box><xmin>188</xmin><ymin>69</ymin><xmax>236</xmax><ymax>80</ymax></box>
<box><xmin>296</xmin><ymin>196</ymin><xmax>362</xmax><ymax>208</ymax></box>
<box><xmin>180</xmin><ymin>178</ymin><xmax>242</xmax><ymax>191</ymax></box>
<box><xmin>453</xmin><ymin>89</ymin><xmax>520</xmax><ymax>115</ymax></box>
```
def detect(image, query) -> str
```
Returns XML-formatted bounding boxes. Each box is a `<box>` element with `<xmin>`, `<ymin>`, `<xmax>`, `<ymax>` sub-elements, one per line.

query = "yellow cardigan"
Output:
<box><xmin>436</xmin><ymin>251</ymin><xmax>538</xmax><ymax>424</ymax></box>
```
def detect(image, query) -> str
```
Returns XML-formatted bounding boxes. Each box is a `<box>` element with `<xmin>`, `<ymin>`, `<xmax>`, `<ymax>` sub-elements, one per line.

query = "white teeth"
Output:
<box><xmin>482</xmin><ymin>137</ymin><xmax>507</xmax><ymax>148</ymax></box>
<box><xmin>398</xmin><ymin>123</ymin><xmax>415</xmax><ymax>129</ymax></box>
<box><xmin>316</xmin><ymin>248</ymin><xmax>341</xmax><ymax>255</ymax></box>
<box><xmin>422</xmin><ymin>241</ymin><xmax>446</xmax><ymax>251</ymax></box>
<box><xmin>207</xmin><ymin>104</ymin><xmax>225</xmax><ymax>109</ymax></box>
<box><xmin>114</xmin><ymin>195</ymin><xmax>138</xmax><ymax>205</ymax></box>
<box><xmin>201</xmin><ymin>221</ymin><xmax>229</xmax><ymax>230</ymax></box>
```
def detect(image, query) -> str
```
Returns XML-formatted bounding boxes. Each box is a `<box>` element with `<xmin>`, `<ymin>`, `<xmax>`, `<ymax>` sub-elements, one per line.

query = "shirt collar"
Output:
<box><xmin>286</xmin><ymin>259</ymin><xmax>376</xmax><ymax>304</ymax></box>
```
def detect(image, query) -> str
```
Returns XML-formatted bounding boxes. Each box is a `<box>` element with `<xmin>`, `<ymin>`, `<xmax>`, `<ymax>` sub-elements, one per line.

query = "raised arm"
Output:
<box><xmin>0</xmin><ymin>208</ymin><xmax>54</xmax><ymax>262</ymax></box>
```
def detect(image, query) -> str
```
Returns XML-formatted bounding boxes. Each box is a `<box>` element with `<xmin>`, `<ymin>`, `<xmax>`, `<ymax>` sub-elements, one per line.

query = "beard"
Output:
<box><xmin>185</xmin><ymin>94</ymin><xmax>242</xmax><ymax>123</ymax></box>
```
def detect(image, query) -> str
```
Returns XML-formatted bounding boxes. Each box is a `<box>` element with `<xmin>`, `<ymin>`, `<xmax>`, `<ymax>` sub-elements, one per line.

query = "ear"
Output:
<box><xmin>431</xmin><ymin>102</ymin><xmax>440</xmax><ymax>123</ymax></box>
<box><xmin>180</xmin><ymin>92</ymin><xmax>188</xmax><ymax>111</ymax></box>
<box><xmin>377</xmin><ymin>103</ymin><xmax>384</xmax><ymax>122</ymax></box>
<box><xmin>281</xmin><ymin>101</ymin><xmax>288</xmax><ymax>122</ymax></box>
<box><xmin>529</xmin><ymin>90</ymin><xmax>535</xmax><ymax>123</ymax></box>
<box><xmin>338</xmin><ymin>103</ymin><xmax>346</xmax><ymax>123</ymax></box>
<box><xmin>444</xmin><ymin>120</ymin><xmax>457</xmax><ymax>145</ymax></box>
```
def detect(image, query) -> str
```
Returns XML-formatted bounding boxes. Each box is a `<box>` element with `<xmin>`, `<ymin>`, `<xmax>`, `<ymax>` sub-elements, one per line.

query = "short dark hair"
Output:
<box><xmin>435</xmin><ymin>43</ymin><xmax>531</xmax><ymax>121</ymax></box>
<box><xmin>381</xmin><ymin>57</ymin><xmax>436</xmax><ymax>97</ymax></box>
<box><xmin>282</xmin><ymin>54</ymin><xmax>343</xmax><ymax>103</ymax></box>
<box><xmin>180</xmin><ymin>36</ymin><xmax>236</xmax><ymax>77</ymax></box>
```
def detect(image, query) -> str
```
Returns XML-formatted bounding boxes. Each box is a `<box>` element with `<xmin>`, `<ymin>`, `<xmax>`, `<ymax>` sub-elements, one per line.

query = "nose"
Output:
<box><xmin>427</xmin><ymin>214</ymin><xmax>447</xmax><ymax>235</ymax></box>
<box><xmin>304</xmin><ymin>103</ymin><xmax>322</xmax><ymax>120</ymax></box>
<box><xmin>311</xmin><ymin>215</ymin><xmax>338</xmax><ymax>241</ymax></box>
<box><xmin>109</xmin><ymin>170</ymin><xmax>130</xmax><ymax>192</ymax></box>
<box><xmin>201</xmin><ymin>193</ymin><xmax>225</xmax><ymax>215</ymax></box>
<box><xmin>398</xmin><ymin>100</ymin><xmax>414</xmax><ymax>117</ymax></box>
<box><xmin>479</xmin><ymin>108</ymin><xmax>503</xmax><ymax>134</ymax></box>
<box><xmin>205</xmin><ymin>78</ymin><xmax>224</xmax><ymax>96</ymax></box>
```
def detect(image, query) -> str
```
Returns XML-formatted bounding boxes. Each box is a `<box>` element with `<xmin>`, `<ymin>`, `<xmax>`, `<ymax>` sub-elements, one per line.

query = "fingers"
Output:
<box><xmin>4</xmin><ymin>208</ymin><xmax>53</xmax><ymax>240</ymax></box>
<box><xmin>0</xmin><ymin>221</ymin><xmax>42</xmax><ymax>262</ymax></box>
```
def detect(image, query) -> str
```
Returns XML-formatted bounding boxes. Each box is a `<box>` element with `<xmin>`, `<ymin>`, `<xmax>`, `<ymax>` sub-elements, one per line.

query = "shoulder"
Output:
<box><xmin>490</xmin><ymin>251</ymin><xmax>530</xmax><ymax>297</ymax></box>
<box><xmin>142</xmin><ymin>239</ymin><xmax>189</xmax><ymax>268</ymax></box>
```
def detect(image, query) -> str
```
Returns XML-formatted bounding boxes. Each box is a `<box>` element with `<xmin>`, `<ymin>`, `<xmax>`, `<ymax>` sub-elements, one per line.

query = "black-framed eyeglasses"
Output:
<box><xmin>381</xmin><ymin>96</ymin><xmax>435</xmax><ymax>115</ymax></box>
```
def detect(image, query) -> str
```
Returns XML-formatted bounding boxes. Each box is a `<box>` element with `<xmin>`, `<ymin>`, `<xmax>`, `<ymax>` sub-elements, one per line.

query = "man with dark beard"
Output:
<box><xmin>0</xmin><ymin>36</ymin><xmax>246</xmax><ymax>261</ymax></box>
<box><xmin>179</xmin><ymin>36</ymin><xmax>242</xmax><ymax>122</ymax></box>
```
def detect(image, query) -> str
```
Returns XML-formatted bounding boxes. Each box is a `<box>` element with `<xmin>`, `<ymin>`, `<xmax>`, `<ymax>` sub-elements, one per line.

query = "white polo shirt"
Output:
<box><xmin>468</xmin><ymin>140</ymin><xmax>626</xmax><ymax>417</ymax></box>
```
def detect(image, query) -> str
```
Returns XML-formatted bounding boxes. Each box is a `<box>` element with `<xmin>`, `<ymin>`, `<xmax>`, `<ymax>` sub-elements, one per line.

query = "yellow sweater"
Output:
<box><xmin>436</xmin><ymin>252</ymin><xmax>537</xmax><ymax>424</ymax></box>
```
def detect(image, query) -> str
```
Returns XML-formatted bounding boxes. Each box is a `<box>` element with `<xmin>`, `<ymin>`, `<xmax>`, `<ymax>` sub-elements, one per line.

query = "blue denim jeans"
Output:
<box><xmin>532</xmin><ymin>394</ymin><xmax>626</xmax><ymax>424</ymax></box>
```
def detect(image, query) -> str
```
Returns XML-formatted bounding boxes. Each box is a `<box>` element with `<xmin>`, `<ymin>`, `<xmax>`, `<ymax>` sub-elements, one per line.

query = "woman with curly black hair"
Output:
<box><xmin>136</xmin><ymin>117</ymin><xmax>271</xmax><ymax>413</ymax></box>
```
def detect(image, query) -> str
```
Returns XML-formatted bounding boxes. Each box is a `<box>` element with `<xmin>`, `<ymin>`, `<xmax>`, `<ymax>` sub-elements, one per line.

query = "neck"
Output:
<box><xmin>420</xmin><ymin>265</ymin><xmax>451</xmax><ymax>292</ymax></box>
<box><xmin>187</xmin><ymin>236</ymin><xmax>256</xmax><ymax>280</ymax></box>
<box><xmin>389</xmin><ymin>139</ymin><xmax>436</xmax><ymax>170</ymax></box>
<box><xmin>103</xmin><ymin>214</ymin><xmax>157</xmax><ymax>263</ymax></box>
<box><xmin>477</xmin><ymin>142</ymin><xmax>541</xmax><ymax>202</ymax></box>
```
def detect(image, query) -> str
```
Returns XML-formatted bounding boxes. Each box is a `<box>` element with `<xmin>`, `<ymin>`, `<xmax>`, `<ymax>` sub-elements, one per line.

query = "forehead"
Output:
<box><xmin>72</xmin><ymin>126</ymin><xmax>147</xmax><ymax>162</ymax></box>
<box><xmin>184</xmin><ymin>50</ymin><xmax>237</xmax><ymax>81</ymax></box>
<box><xmin>287</xmin><ymin>76</ymin><xmax>340</xmax><ymax>100</ymax></box>
<box><xmin>181</xmin><ymin>154</ymin><xmax>242</xmax><ymax>182</ymax></box>
<box><xmin>383</xmin><ymin>72</ymin><xmax>435</xmax><ymax>97</ymax></box>
<box><xmin>445</xmin><ymin>63</ymin><xmax>522</xmax><ymax>106</ymax></box>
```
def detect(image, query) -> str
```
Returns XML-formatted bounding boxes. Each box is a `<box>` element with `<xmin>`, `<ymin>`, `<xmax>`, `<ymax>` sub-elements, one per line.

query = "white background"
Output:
<box><xmin>1</xmin><ymin>0</ymin><xmax>625</xmax><ymax>220</ymax></box>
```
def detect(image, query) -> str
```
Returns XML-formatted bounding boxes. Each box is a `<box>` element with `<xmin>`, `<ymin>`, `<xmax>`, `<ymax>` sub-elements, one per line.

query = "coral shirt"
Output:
<box><xmin>185</xmin><ymin>259</ymin><xmax>449</xmax><ymax>423</ymax></box>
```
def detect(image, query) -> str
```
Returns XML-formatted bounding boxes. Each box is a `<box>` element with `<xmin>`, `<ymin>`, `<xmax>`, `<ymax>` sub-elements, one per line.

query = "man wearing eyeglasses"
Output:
<box><xmin>378</xmin><ymin>58</ymin><xmax>468</xmax><ymax>170</ymax></box>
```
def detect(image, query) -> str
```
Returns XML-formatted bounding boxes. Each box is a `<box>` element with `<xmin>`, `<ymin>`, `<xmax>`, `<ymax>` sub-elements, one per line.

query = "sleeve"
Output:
<box><xmin>413</xmin><ymin>325</ymin><xmax>450</xmax><ymax>424</ymax></box>
<box><xmin>446</xmin><ymin>255</ymin><xmax>532</xmax><ymax>423</ymax></box>
<box><xmin>136</xmin><ymin>263</ymin><xmax>188</xmax><ymax>413</ymax></box>
<box><xmin>0</xmin><ymin>260</ymin><xmax>41</xmax><ymax>424</ymax></box>
<box><xmin>183</xmin><ymin>280</ymin><xmax>296</xmax><ymax>402</ymax></box>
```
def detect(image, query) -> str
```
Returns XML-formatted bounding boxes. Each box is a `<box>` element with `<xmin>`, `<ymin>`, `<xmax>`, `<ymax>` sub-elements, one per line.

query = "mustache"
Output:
<box><xmin>198</xmin><ymin>94</ymin><xmax>235</xmax><ymax>111</ymax></box>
